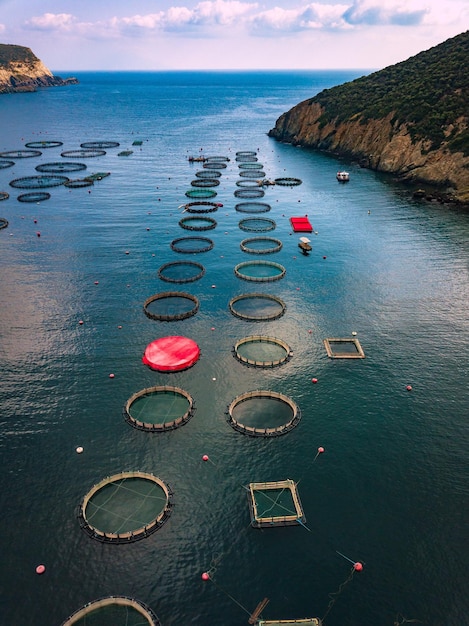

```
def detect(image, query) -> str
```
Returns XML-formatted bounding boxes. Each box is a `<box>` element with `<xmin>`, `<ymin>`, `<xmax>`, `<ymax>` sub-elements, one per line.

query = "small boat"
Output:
<box><xmin>298</xmin><ymin>236</ymin><xmax>312</xmax><ymax>254</ymax></box>
<box><xmin>336</xmin><ymin>171</ymin><xmax>350</xmax><ymax>182</ymax></box>
<box><xmin>188</xmin><ymin>156</ymin><xmax>207</xmax><ymax>162</ymax></box>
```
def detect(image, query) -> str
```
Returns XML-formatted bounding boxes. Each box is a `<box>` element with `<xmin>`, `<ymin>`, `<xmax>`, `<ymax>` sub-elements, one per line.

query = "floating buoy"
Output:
<box><xmin>211</xmin><ymin>327</ymin><xmax>215</xmax><ymax>331</ymax></box>
<box><xmin>35</xmin><ymin>565</ymin><xmax>46</xmax><ymax>575</ymax></box>
<box><xmin>352</xmin><ymin>331</ymin><xmax>357</xmax><ymax>336</ymax></box>
<box><xmin>34</xmin><ymin>219</ymin><xmax>37</xmax><ymax>223</ymax></box>
<box><xmin>94</xmin><ymin>281</ymin><xmax>99</xmax><ymax>285</ymax></box>
<box><xmin>76</xmin><ymin>446</ymin><xmax>84</xmax><ymax>454</ymax></box>
<box><xmin>36</xmin><ymin>231</ymin><xmax>41</xmax><ymax>237</ymax></box>
<box><xmin>201</xmin><ymin>572</ymin><xmax>210</xmax><ymax>581</ymax></box>
<box><xmin>312</xmin><ymin>378</ymin><xmax>318</xmax><ymax>384</ymax></box>
<box><xmin>318</xmin><ymin>446</ymin><xmax>324</xmax><ymax>453</ymax></box>
<box><xmin>406</xmin><ymin>385</ymin><xmax>412</xmax><ymax>391</ymax></box>
<box><xmin>323</xmin><ymin>256</ymin><xmax>327</xmax><ymax>259</ymax></box>
<box><xmin>212</xmin><ymin>377</ymin><xmax>216</xmax><ymax>381</ymax></box>
<box><xmin>354</xmin><ymin>562</ymin><xmax>363</xmax><ymax>571</ymax></box>
<box><xmin>211</xmin><ymin>285</ymin><xmax>216</xmax><ymax>288</ymax></box>
<box><xmin>202</xmin><ymin>455</ymin><xmax>209</xmax><ymax>462</ymax></box>
<box><xmin>125</xmin><ymin>251</ymin><xmax>129</xmax><ymax>255</ymax></box>
<box><xmin>78</xmin><ymin>320</ymin><xmax>84</xmax><ymax>325</ymax></box>
<box><xmin>308</xmin><ymin>330</ymin><xmax>312</xmax><ymax>333</ymax></box>
<box><xmin>109</xmin><ymin>373</ymin><xmax>115</xmax><ymax>379</ymax></box>
<box><xmin>117</xmin><ymin>325</ymin><xmax>122</xmax><ymax>329</ymax></box>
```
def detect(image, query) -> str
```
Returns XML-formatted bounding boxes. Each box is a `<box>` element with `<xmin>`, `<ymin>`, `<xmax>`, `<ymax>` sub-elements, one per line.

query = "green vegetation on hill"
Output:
<box><xmin>0</xmin><ymin>44</ymin><xmax>37</xmax><ymax>65</ymax></box>
<box><xmin>310</xmin><ymin>30</ymin><xmax>469</xmax><ymax>155</ymax></box>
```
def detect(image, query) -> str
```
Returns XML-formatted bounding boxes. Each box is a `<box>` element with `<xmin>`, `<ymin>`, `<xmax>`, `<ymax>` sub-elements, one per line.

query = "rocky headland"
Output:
<box><xmin>269</xmin><ymin>31</ymin><xmax>469</xmax><ymax>205</ymax></box>
<box><xmin>0</xmin><ymin>44</ymin><xmax>77</xmax><ymax>94</ymax></box>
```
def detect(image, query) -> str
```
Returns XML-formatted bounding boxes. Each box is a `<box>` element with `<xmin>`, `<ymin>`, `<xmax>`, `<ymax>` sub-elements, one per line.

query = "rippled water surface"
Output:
<box><xmin>0</xmin><ymin>71</ymin><xmax>468</xmax><ymax>626</ymax></box>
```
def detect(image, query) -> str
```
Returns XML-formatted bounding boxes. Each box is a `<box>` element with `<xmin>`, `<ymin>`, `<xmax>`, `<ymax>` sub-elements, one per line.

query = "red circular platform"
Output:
<box><xmin>142</xmin><ymin>336</ymin><xmax>200</xmax><ymax>372</ymax></box>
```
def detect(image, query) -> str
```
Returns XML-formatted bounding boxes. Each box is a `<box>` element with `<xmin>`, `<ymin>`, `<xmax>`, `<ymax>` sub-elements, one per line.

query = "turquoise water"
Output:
<box><xmin>0</xmin><ymin>71</ymin><xmax>468</xmax><ymax>626</ymax></box>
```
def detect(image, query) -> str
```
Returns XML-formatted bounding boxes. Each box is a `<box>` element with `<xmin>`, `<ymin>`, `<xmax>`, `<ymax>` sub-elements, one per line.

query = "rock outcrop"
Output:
<box><xmin>0</xmin><ymin>44</ymin><xmax>77</xmax><ymax>94</ymax></box>
<box><xmin>269</xmin><ymin>32</ymin><xmax>469</xmax><ymax>204</ymax></box>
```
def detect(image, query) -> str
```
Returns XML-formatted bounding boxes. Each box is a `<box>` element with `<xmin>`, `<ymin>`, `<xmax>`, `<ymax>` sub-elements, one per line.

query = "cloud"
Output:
<box><xmin>25</xmin><ymin>13</ymin><xmax>78</xmax><ymax>32</ymax></box>
<box><xmin>343</xmin><ymin>0</ymin><xmax>427</xmax><ymax>26</ymax></box>
<box><xmin>250</xmin><ymin>3</ymin><xmax>350</xmax><ymax>34</ymax></box>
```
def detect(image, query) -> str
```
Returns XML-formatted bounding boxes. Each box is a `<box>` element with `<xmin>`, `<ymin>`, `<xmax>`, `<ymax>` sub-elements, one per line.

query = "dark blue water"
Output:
<box><xmin>0</xmin><ymin>71</ymin><xmax>468</xmax><ymax>626</ymax></box>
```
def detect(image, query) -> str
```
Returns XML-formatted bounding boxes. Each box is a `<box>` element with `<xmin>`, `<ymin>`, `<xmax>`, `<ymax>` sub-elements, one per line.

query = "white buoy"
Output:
<box><xmin>76</xmin><ymin>446</ymin><xmax>84</xmax><ymax>454</ymax></box>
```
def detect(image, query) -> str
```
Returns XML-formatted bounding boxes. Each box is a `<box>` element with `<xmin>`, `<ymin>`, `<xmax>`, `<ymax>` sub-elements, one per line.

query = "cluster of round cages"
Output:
<box><xmin>183</xmin><ymin>201</ymin><xmax>222</xmax><ymax>214</ymax></box>
<box><xmin>179</xmin><ymin>215</ymin><xmax>217</xmax><ymax>231</ymax></box>
<box><xmin>240</xmin><ymin>236</ymin><xmax>282</xmax><ymax>254</ymax></box>
<box><xmin>143</xmin><ymin>291</ymin><xmax>199</xmax><ymax>321</ymax></box>
<box><xmin>17</xmin><ymin>192</ymin><xmax>51</xmax><ymax>203</ymax></box>
<box><xmin>229</xmin><ymin>293</ymin><xmax>286</xmax><ymax>321</ymax></box>
<box><xmin>158</xmin><ymin>260</ymin><xmax>205</xmax><ymax>284</ymax></box>
<box><xmin>238</xmin><ymin>217</ymin><xmax>276</xmax><ymax>233</ymax></box>
<box><xmin>233</xmin><ymin>336</ymin><xmax>293</xmax><ymax>368</ymax></box>
<box><xmin>0</xmin><ymin>149</ymin><xmax>42</xmax><ymax>159</ymax></box>
<box><xmin>226</xmin><ymin>390</ymin><xmax>301</xmax><ymax>437</ymax></box>
<box><xmin>124</xmin><ymin>385</ymin><xmax>195</xmax><ymax>432</ymax></box>
<box><xmin>61</xmin><ymin>596</ymin><xmax>161</xmax><ymax>626</ymax></box>
<box><xmin>170</xmin><ymin>236</ymin><xmax>214</xmax><ymax>254</ymax></box>
<box><xmin>78</xmin><ymin>471</ymin><xmax>174</xmax><ymax>543</ymax></box>
<box><xmin>0</xmin><ymin>217</ymin><xmax>8</xmax><ymax>230</ymax></box>
<box><xmin>234</xmin><ymin>260</ymin><xmax>286</xmax><ymax>282</ymax></box>
<box><xmin>9</xmin><ymin>175</ymin><xmax>69</xmax><ymax>189</ymax></box>
<box><xmin>274</xmin><ymin>177</ymin><xmax>302</xmax><ymax>186</ymax></box>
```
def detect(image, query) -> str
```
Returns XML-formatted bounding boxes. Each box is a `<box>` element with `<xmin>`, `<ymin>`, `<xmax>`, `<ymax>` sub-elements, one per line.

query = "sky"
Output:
<box><xmin>0</xmin><ymin>0</ymin><xmax>467</xmax><ymax>71</ymax></box>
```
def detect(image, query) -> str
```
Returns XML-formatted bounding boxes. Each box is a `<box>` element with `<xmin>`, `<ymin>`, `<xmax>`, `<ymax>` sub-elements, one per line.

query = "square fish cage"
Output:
<box><xmin>248</xmin><ymin>479</ymin><xmax>305</xmax><ymax>528</ymax></box>
<box><xmin>323</xmin><ymin>337</ymin><xmax>365</xmax><ymax>359</ymax></box>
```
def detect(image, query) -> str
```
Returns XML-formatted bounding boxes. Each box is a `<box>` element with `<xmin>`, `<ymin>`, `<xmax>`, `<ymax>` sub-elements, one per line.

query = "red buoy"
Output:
<box><xmin>318</xmin><ymin>446</ymin><xmax>324</xmax><ymax>453</ymax></box>
<box><xmin>406</xmin><ymin>385</ymin><xmax>412</xmax><ymax>391</ymax></box>
<box><xmin>201</xmin><ymin>572</ymin><xmax>210</xmax><ymax>581</ymax></box>
<box><xmin>202</xmin><ymin>455</ymin><xmax>209</xmax><ymax>462</ymax></box>
<box><xmin>354</xmin><ymin>562</ymin><xmax>363</xmax><ymax>571</ymax></box>
<box><xmin>36</xmin><ymin>564</ymin><xmax>46</xmax><ymax>575</ymax></box>
<box><xmin>312</xmin><ymin>378</ymin><xmax>318</xmax><ymax>384</ymax></box>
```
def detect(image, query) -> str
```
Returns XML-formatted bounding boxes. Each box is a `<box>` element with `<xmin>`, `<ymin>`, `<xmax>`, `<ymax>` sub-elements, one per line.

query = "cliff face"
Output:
<box><xmin>0</xmin><ymin>44</ymin><xmax>77</xmax><ymax>93</ymax></box>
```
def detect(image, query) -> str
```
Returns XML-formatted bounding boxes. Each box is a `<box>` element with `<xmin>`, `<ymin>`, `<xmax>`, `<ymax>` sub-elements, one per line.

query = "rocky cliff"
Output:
<box><xmin>0</xmin><ymin>44</ymin><xmax>77</xmax><ymax>94</ymax></box>
<box><xmin>269</xmin><ymin>31</ymin><xmax>469</xmax><ymax>204</ymax></box>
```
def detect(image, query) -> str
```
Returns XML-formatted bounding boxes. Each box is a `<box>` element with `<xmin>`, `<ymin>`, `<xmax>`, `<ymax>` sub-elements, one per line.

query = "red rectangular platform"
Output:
<box><xmin>290</xmin><ymin>216</ymin><xmax>313</xmax><ymax>232</ymax></box>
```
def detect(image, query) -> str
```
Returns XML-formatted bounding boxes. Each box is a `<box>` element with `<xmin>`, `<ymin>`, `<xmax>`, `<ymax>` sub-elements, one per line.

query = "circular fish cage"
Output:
<box><xmin>142</xmin><ymin>336</ymin><xmax>200</xmax><ymax>372</ymax></box>
<box><xmin>185</xmin><ymin>188</ymin><xmax>217</xmax><ymax>199</ymax></box>
<box><xmin>0</xmin><ymin>191</ymin><xmax>9</xmax><ymax>201</ymax></box>
<box><xmin>61</xmin><ymin>149</ymin><xmax>106</xmax><ymax>158</ymax></box>
<box><xmin>190</xmin><ymin>178</ymin><xmax>220</xmax><ymax>188</ymax></box>
<box><xmin>233</xmin><ymin>336</ymin><xmax>293</xmax><ymax>368</ymax></box>
<box><xmin>0</xmin><ymin>160</ymin><xmax>15</xmax><ymax>169</ymax></box>
<box><xmin>61</xmin><ymin>596</ymin><xmax>161</xmax><ymax>626</ymax></box>
<box><xmin>239</xmin><ymin>217</ymin><xmax>276</xmax><ymax>232</ymax></box>
<box><xmin>179</xmin><ymin>215</ymin><xmax>217</xmax><ymax>231</ymax></box>
<box><xmin>236</xmin><ymin>179</ymin><xmax>262</xmax><ymax>188</ymax></box>
<box><xmin>235</xmin><ymin>202</ymin><xmax>271</xmax><ymax>214</ymax></box>
<box><xmin>158</xmin><ymin>260</ymin><xmax>205</xmax><ymax>283</ymax></box>
<box><xmin>143</xmin><ymin>291</ymin><xmax>199</xmax><ymax>321</ymax></box>
<box><xmin>239</xmin><ymin>170</ymin><xmax>266</xmax><ymax>178</ymax></box>
<box><xmin>17</xmin><ymin>192</ymin><xmax>51</xmax><ymax>203</ymax></box>
<box><xmin>124</xmin><ymin>385</ymin><xmax>195</xmax><ymax>432</ymax></box>
<box><xmin>10</xmin><ymin>175</ymin><xmax>69</xmax><ymax>189</ymax></box>
<box><xmin>36</xmin><ymin>162</ymin><xmax>87</xmax><ymax>173</ymax></box>
<box><xmin>236</xmin><ymin>155</ymin><xmax>258</xmax><ymax>163</ymax></box>
<box><xmin>25</xmin><ymin>141</ymin><xmax>63</xmax><ymax>149</ymax></box>
<box><xmin>274</xmin><ymin>177</ymin><xmax>302</xmax><ymax>186</ymax></box>
<box><xmin>234</xmin><ymin>260</ymin><xmax>286</xmax><ymax>282</ymax></box>
<box><xmin>240</xmin><ymin>237</ymin><xmax>282</xmax><ymax>254</ymax></box>
<box><xmin>0</xmin><ymin>217</ymin><xmax>8</xmax><ymax>229</ymax></box>
<box><xmin>206</xmin><ymin>155</ymin><xmax>230</xmax><ymax>162</ymax></box>
<box><xmin>226</xmin><ymin>390</ymin><xmax>301</xmax><ymax>437</ymax></box>
<box><xmin>0</xmin><ymin>149</ymin><xmax>42</xmax><ymax>158</ymax></box>
<box><xmin>183</xmin><ymin>201</ymin><xmax>221</xmax><ymax>213</ymax></box>
<box><xmin>229</xmin><ymin>293</ymin><xmax>286</xmax><ymax>321</ymax></box>
<box><xmin>64</xmin><ymin>179</ymin><xmax>94</xmax><ymax>188</ymax></box>
<box><xmin>238</xmin><ymin>162</ymin><xmax>263</xmax><ymax>170</ymax></box>
<box><xmin>195</xmin><ymin>169</ymin><xmax>222</xmax><ymax>178</ymax></box>
<box><xmin>171</xmin><ymin>236</ymin><xmax>214</xmax><ymax>253</ymax></box>
<box><xmin>235</xmin><ymin>188</ymin><xmax>265</xmax><ymax>199</ymax></box>
<box><xmin>79</xmin><ymin>471</ymin><xmax>173</xmax><ymax>543</ymax></box>
<box><xmin>203</xmin><ymin>161</ymin><xmax>227</xmax><ymax>169</ymax></box>
<box><xmin>236</xmin><ymin>151</ymin><xmax>257</xmax><ymax>157</ymax></box>
<box><xmin>80</xmin><ymin>141</ymin><xmax>120</xmax><ymax>149</ymax></box>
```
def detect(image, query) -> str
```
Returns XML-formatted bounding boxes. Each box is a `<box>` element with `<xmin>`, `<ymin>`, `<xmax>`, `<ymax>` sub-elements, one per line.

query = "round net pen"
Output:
<box><xmin>61</xmin><ymin>149</ymin><xmax>106</xmax><ymax>158</ymax></box>
<box><xmin>179</xmin><ymin>215</ymin><xmax>217</xmax><ymax>231</ymax></box>
<box><xmin>185</xmin><ymin>188</ymin><xmax>217</xmax><ymax>199</ymax></box>
<box><xmin>0</xmin><ymin>160</ymin><xmax>15</xmax><ymax>169</ymax></box>
<box><xmin>17</xmin><ymin>192</ymin><xmax>51</xmax><ymax>203</ymax></box>
<box><xmin>274</xmin><ymin>177</ymin><xmax>302</xmax><ymax>186</ymax></box>
<box><xmin>236</xmin><ymin>151</ymin><xmax>257</xmax><ymax>157</ymax></box>
<box><xmin>143</xmin><ymin>291</ymin><xmax>199</xmax><ymax>321</ymax></box>
<box><xmin>239</xmin><ymin>217</ymin><xmax>276</xmax><ymax>232</ymax></box>
<box><xmin>195</xmin><ymin>169</ymin><xmax>222</xmax><ymax>179</ymax></box>
<box><xmin>80</xmin><ymin>141</ymin><xmax>120</xmax><ymax>149</ymax></box>
<box><xmin>183</xmin><ymin>201</ymin><xmax>221</xmax><ymax>213</ymax></box>
<box><xmin>124</xmin><ymin>385</ymin><xmax>195</xmax><ymax>432</ymax></box>
<box><xmin>206</xmin><ymin>155</ymin><xmax>230</xmax><ymax>162</ymax></box>
<box><xmin>190</xmin><ymin>178</ymin><xmax>220</xmax><ymax>188</ymax></box>
<box><xmin>79</xmin><ymin>471</ymin><xmax>173</xmax><ymax>543</ymax></box>
<box><xmin>36</xmin><ymin>162</ymin><xmax>87</xmax><ymax>173</ymax></box>
<box><xmin>25</xmin><ymin>141</ymin><xmax>63</xmax><ymax>149</ymax></box>
<box><xmin>226</xmin><ymin>390</ymin><xmax>301</xmax><ymax>437</ymax></box>
<box><xmin>0</xmin><ymin>218</ymin><xmax>8</xmax><ymax>230</ymax></box>
<box><xmin>229</xmin><ymin>293</ymin><xmax>286</xmax><ymax>321</ymax></box>
<box><xmin>158</xmin><ymin>260</ymin><xmax>205</xmax><ymax>283</ymax></box>
<box><xmin>239</xmin><ymin>162</ymin><xmax>263</xmax><ymax>170</ymax></box>
<box><xmin>0</xmin><ymin>191</ymin><xmax>9</xmax><ymax>201</ymax></box>
<box><xmin>0</xmin><ymin>149</ymin><xmax>41</xmax><ymax>158</ymax></box>
<box><xmin>235</xmin><ymin>202</ymin><xmax>271</xmax><ymax>214</ymax></box>
<box><xmin>61</xmin><ymin>596</ymin><xmax>161</xmax><ymax>626</ymax></box>
<box><xmin>235</xmin><ymin>188</ymin><xmax>265</xmax><ymax>199</ymax></box>
<box><xmin>203</xmin><ymin>161</ymin><xmax>227</xmax><ymax>169</ymax></box>
<box><xmin>171</xmin><ymin>236</ymin><xmax>214</xmax><ymax>253</ymax></box>
<box><xmin>239</xmin><ymin>170</ymin><xmax>266</xmax><ymax>178</ymax></box>
<box><xmin>240</xmin><ymin>237</ymin><xmax>282</xmax><ymax>254</ymax></box>
<box><xmin>234</xmin><ymin>261</ymin><xmax>286</xmax><ymax>282</ymax></box>
<box><xmin>247</xmin><ymin>479</ymin><xmax>306</xmax><ymax>527</ymax></box>
<box><xmin>233</xmin><ymin>336</ymin><xmax>292</xmax><ymax>368</ymax></box>
<box><xmin>10</xmin><ymin>175</ymin><xmax>69</xmax><ymax>189</ymax></box>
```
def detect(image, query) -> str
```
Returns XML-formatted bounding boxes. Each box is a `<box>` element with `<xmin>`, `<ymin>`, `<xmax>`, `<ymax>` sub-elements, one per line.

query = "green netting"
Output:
<box><xmin>0</xmin><ymin>191</ymin><xmax>9</xmax><ymax>201</ymax></box>
<box><xmin>227</xmin><ymin>391</ymin><xmax>300</xmax><ymax>436</ymax></box>
<box><xmin>0</xmin><ymin>149</ymin><xmax>41</xmax><ymax>158</ymax></box>
<box><xmin>235</xmin><ymin>202</ymin><xmax>271</xmax><ymax>213</ymax></box>
<box><xmin>36</xmin><ymin>162</ymin><xmax>87</xmax><ymax>173</ymax></box>
<box><xmin>240</xmin><ymin>237</ymin><xmax>282</xmax><ymax>254</ymax></box>
<box><xmin>191</xmin><ymin>178</ymin><xmax>220</xmax><ymax>188</ymax></box>
<box><xmin>80</xmin><ymin>141</ymin><xmax>120</xmax><ymax>149</ymax></box>
<box><xmin>10</xmin><ymin>175</ymin><xmax>69</xmax><ymax>189</ymax></box>
<box><xmin>25</xmin><ymin>141</ymin><xmax>63</xmax><ymax>149</ymax></box>
<box><xmin>17</xmin><ymin>192</ymin><xmax>51</xmax><ymax>202</ymax></box>
<box><xmin>274</xmin><ymin>177</ymin><xmax>302</xmax><ymax>186</ymax></box>
<box><xmin>185</xmin><ymin>188</ymin><xmax>217</xmax><ymax>199</ymax></box>
<box><xmin>234</xmin><ymin>261</ymin><xmax>286</xmax><ymax>282</ymax></box>
<box><xmin>248</xmin><ymin>479</ymin><xmax>305</xmax><ymax>527</ymax></box>
<box><xmin>158</xmin><ymin>261</ymin><xmax>205</xmax><ymax>283</ymax></box>
<box><xmin>195</xmin><ymin>169</ymin><xmax>222</xmax><ymax>178</ymax></box>
<box><xmin>233</xmin><ymin>336</ymin><xmax>292</xmax><ymax>367</ymax></box>
<box><xmin>229</xmin><ymin>293</ymin><xmax>286</xmax><ymax>321</ymax></box>
<box><xmin>179</xmin><ymin>216</ymin><xmax>217</xmax><ymax>231</ymax></box>
<box><xmin>171</xmin><ymin>236</ymin><xmax>214</xmax><ymax>253</ymax></box>
<box><xmin>238</xmin><ymin>217</ymin><xmax>276</xmax><ymax>232</ymax></box>
<box><xmin>235</xmin><ymin>188</ymin><xmax>265</xmax><ymax>199</ymax></box>
<box><xmin>61</xmin><ymin>149</ymin><xmax>106</xmax><ymax>158</ymax></box>
<box><xmin>65</xmin><ymin>179</ymin><xmax>94</xmax><ymax>188</ymax></box>
<box><xmin>124</xmin><ymin>385</ymin><xmax>195</xmax><ymax>432</ymax></box>
<box><xmin>0</xmin><ymin>217</ymin><xmax>8</xmax><ymax>229</ymax></box>
<box><xmin>143</xmin><ymin>291</ymin><xmax>199</xmax><ymax>321</ymax></box>
<box><xmin>79</xmin><ymin>472</ymin><xmax>173</xmax><ymax>542</ymax></box>
<box><xmin>0</xmin><ymin>160</ymin><xmax>14</xmax><ymax>169</ymax></box>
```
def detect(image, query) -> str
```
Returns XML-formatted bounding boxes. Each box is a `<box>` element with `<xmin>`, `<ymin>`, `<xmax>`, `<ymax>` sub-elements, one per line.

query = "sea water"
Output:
<box><xmin>0</xmin><ymin>71</ymin><xmax>468</xmax><ymax>626</ymax></box>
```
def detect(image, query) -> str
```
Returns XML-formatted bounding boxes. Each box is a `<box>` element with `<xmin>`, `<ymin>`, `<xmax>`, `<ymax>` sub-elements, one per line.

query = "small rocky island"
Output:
<box><xmin>0</xmin><ymin>43</ymin><xmax>77</xmax><ymax>94</ymax></box>
<box><xmin>269</xmin><ymin>31</ymin><xmax>469</xmax><ymax>204</ymax></box>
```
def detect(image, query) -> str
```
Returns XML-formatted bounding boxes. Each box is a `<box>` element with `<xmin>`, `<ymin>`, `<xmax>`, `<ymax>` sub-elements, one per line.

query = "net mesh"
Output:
<box><xmin>229</xmin><ymin>293</ymin><xmax>286</xmax><ymax>321</ymax></box>
<box><xmin>124</xmin><ymin>386</ymin><xmax>195</xmax><ymax>431</ymax></box>
<box><xmin>240</xmin><ymin>237</ymin><xmax>282</xmax><ymax>254</ymax></box>
<box><xmin>61</xmin><ymin>149</ymin><xmax>106</xmax><ymax>158</ymax></box>
<box><xmin>158</xmin><ymin>261</ymin><xmax>205</xmax><ymax>283</ymax></box>
<box><xmin>0</xmin><ymin>160</ymin><xmax>14</xmax><ymax>169</ymax></box>
<box><xmin>235</xmin><ymin>202</ymin><xmax>271</xmax><ymax>214</ymax></box>
<box><xmin>179</xmin><ymin>216</ymin><xmax>217</xmax><ymax>231</ymax></box>
<box><xmin>25</xmin><ymin>141</ymin><xmax>63</xmax><ymax>149</ymax></box>
<box><xmin>234</xmin><ymin>261</ymin><xmax>286</xmax><ymax>282</ymax></box>
<box><xmin>17</xmin><ymin>192</ymin><xmax>51</xmax><ymax>202</ymax></box>
<box><xmin>227</xmin><ymin>391</ymin><xmax>300</xmax><ymax>436</ymax></box>
<box><xmin>185</xmin><ymin>189</ymin><xmax>217</xmax><ymax>199</ymax></box>
<box><xmin>36</xmin><ymin>162</ymin><xmax>86</xmax><ymax>173</ymax></box>
<box><xmin>238</xmin><ymin>217</ymin><xmax>276</xmax><ymax>232</ymax></box>
<box><xmin>80</xmin><ymin>141</ymin><xmax>120</xmax><ymax>149</ymax></box>
<box><xmin>10</xmin><ymin>175</ymin><xmax>69</xmax><ymax>189</ymax></box>
<box><xmin>234</xmin><ymin>189</ymin><xmax>265</xmax><ymax>199</ymax></box>
<box><xmin>170</xmin><ymin>236</ymin><xmax>214</xmax><ymax>253</ymax></box>
<box><xmin>0</xmin><ymin>149</ymin><xmax>41</xmax><ymax>158</ymax></box>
